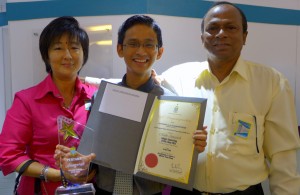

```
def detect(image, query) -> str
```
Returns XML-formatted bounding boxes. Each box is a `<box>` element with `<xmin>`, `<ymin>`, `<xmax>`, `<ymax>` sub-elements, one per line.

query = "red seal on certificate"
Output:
<box><xmin>145</xmin><ymin>153</ymin><xmax>158</xmax><ymax>168</ymax></box>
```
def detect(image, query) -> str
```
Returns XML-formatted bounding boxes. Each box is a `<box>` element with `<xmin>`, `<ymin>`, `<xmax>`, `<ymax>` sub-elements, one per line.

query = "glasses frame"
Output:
<box><xmin>122</xmin><ymin>42</ymin><xmax>158</xmax><ymax>52</ymax></box>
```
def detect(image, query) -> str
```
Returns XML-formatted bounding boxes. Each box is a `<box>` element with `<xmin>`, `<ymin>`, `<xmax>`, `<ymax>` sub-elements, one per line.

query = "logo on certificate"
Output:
<box><xmin>145</xmin><ymin>153</ymin><xmax>158</xmax><ymax>168</ymax></box>
<box><xmin>173</xmin><ymin>104</ymin><xmax>179</xmax><ymax>113</ymax></box>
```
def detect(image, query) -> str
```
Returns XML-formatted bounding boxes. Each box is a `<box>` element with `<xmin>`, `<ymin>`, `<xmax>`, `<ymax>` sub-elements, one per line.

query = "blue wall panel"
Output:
<box><xmin>1</xmin><ymin>0</ymin><xmax>300</xmax><ymax>26</ymax></box>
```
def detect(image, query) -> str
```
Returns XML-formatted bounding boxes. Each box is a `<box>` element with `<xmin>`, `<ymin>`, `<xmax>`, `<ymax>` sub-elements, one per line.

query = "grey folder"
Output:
<box><xmin>77</xmin><ymin>81</ymin><xmax>207</xmax><ymax>190</ymax></box>
<box><xmin>78</xmin><ymin>81</ymin><xmax>156</xmax><ymax>174</ymax></box>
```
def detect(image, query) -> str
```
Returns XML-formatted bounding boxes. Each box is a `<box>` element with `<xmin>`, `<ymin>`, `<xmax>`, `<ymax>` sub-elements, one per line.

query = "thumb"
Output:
<box><xmin>90</xmin><ymin>153</ymin><xmax>96</xmax><ymax>161</ymax></box>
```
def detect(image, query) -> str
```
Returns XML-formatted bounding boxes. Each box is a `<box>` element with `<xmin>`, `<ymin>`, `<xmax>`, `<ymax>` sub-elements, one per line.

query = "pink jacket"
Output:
<box><xmin>0</xmin><ymin>74</ymin><xmax>97</xmax><ymax>195</ymax></box>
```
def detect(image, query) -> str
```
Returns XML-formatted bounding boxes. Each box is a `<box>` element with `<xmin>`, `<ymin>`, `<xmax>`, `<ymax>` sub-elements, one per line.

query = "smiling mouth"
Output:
<box><xmin>134</xmin><ymin>59</ymin><xmax>148</xmax><ymax>63</ymax></box>
<box><xmin>62</xmin><ymin>63</ymin><xmax>74</xmax><ymax>66</ymax></box>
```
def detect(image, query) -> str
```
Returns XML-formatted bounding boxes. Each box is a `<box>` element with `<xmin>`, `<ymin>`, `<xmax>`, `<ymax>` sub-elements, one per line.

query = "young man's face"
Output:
<box><xmin>117</xmin><ymin>24</ymin><xmax>163</xmax><ymax>77</ymax></box>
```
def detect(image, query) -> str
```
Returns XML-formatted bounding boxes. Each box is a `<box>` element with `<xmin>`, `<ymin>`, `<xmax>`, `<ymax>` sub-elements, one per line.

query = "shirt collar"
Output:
<box><xmin>231</xmin><ymin>57</ymin><xmax>248</xmax><ymax>81</ymax></box>
<box><xmin>119</xmin><ymin>74</ymin><xmax>155</xmax><ymax>93</ymax></box>
<box><xmin>34</xmin><ymin>74</ymin><xmax>92</xmax><ymax>100</ymax></box>
<box><xmin>202</xmin><ymin>56</ymin><xmax>248</xmax><ymax>81</ymax></box>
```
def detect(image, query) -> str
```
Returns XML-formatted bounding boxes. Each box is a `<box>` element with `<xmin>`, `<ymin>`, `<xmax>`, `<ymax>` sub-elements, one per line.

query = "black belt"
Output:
<box><xmin>170</xmin><ymin>183</ymin><xmax>264</xmax><ymax>195</ymax></box>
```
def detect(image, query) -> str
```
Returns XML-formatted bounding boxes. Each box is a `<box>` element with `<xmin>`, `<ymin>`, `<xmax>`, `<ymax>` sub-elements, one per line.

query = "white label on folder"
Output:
<box><xmin>99</xmin><ymin>83</ymin><xmax>147</xmax><ymax>122</ymax></box>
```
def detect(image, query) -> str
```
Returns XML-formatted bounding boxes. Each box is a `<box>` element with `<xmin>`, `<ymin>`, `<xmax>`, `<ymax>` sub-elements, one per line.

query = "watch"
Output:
<box><xmin>40</xmin><ymin>165</ymin><xmax>49</xmax><ymax>182</ymax></box>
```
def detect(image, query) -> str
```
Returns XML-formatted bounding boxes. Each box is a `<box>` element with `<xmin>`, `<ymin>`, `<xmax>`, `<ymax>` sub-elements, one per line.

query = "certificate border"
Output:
<box><xmin>135</xmin><ymin>95</ymin><xmax>207</xmax><ymax>190</ymax></box>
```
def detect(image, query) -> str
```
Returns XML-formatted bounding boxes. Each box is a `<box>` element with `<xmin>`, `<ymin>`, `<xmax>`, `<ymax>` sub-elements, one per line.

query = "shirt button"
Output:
<box><xmin>210</xmin><ymin>129</ymin><xmax>215</xmax><ymax>135</ymax></box>
<box><xmin>207</xmin><ymin>152</ymin><xmax>213</xmax><ymax>158</ymax></box>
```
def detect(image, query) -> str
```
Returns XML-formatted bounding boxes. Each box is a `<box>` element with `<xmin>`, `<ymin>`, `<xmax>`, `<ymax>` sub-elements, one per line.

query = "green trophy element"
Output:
<box><xmin>56</xmin><ymin>115</ymin><xmax>95</xmax><ymax>195</ymax></box>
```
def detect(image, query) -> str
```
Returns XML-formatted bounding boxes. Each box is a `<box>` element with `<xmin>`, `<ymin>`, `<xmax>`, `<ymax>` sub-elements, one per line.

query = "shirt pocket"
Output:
<box><xmin>228</xmin><ymin>112</ymin><xmax>262</xmax><ymax>156</ymax></box>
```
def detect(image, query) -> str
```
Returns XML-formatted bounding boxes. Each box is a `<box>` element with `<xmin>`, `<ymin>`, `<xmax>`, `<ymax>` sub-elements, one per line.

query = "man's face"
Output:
<box><xmin>201</xmin><ymin>4</ymin><xmax>247</xmax><ymax>62</ymax></box>
<box><xmin>117</xmin><ymin>24</ymin><xmax>163</xmax><ymax>77</ymax></box>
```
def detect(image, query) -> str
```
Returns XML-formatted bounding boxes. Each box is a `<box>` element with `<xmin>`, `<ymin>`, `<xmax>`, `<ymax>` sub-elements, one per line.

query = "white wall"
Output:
<box><xmin>0</xmin><ymin>26</ymin><xmax>11</xmax><ymax>131</ymax></box>
<box><xmin>297</xmin><ymin>22</ymin><xmax>300</xmax><ymax>127</ymax></box>
<box><xmin>0</xmin><ymin>28</ymin><xmax>5</xmax><ymax>128</ymax></box>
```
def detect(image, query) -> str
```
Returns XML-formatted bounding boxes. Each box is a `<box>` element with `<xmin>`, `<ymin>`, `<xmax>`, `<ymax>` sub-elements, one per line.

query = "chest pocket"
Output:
<box><xmin>228</xmin><ymin>112</ymin><xmax>263</xmax><ymax>156</ymax></box>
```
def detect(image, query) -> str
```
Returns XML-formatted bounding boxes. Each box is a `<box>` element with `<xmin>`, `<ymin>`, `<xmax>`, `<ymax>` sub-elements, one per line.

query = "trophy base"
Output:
<box><xmin>55</xmin><ymin>183</ymin><xmax>95</xmax><ymax>195</ymax></box>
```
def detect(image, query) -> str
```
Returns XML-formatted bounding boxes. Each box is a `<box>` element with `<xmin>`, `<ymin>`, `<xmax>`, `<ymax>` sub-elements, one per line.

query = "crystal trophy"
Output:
<box><xmin>56</xmin><ymin>115</ymin><xmax>96</xmax><ymax>195</ymax></box>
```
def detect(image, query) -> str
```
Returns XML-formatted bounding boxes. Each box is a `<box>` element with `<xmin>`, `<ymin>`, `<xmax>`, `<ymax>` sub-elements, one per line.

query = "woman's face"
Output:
<box><xmin>48</xmin><ymin>33</ymin><xmax>84</xmax><ymax>80</ymax></box>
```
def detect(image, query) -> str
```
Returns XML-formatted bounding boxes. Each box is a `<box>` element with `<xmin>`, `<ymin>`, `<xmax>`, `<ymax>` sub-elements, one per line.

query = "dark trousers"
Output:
<box><xmin>94</xmin><ymin>185</ymin><xmax>162</xmax><ymax>195</ymax></box>
<box><xmin>170</xmin><ymin>183</ymin><xmax>264</xmax><ymax>195</ymax></box>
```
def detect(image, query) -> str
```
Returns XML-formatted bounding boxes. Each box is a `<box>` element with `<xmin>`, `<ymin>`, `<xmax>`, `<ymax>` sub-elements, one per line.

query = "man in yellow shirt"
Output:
<box><xmin>158</xmin><ymin>1</ymin><xmax>300</xmax><ymax>195</ymax></box>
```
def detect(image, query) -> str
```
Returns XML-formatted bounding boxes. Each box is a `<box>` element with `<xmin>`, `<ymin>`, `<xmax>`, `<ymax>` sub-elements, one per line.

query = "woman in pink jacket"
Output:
<box><xmin>0</xmin><ymin>16</ymin><xmax>97</xmax><ymax>194</ymax></box>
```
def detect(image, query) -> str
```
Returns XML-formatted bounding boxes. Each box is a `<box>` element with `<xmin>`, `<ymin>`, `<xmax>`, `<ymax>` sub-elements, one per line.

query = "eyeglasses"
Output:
<box><xmin>122</xmin><ymin>42</ymin><xmax>158</xmax><ymax>52</ymax></box>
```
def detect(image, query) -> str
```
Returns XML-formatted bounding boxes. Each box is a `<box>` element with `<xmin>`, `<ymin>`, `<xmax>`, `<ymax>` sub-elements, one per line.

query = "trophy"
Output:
<box><xmin>56</xmin><ymin>115</ymin><xmax>96</xmax><ymax>195</ymax></box>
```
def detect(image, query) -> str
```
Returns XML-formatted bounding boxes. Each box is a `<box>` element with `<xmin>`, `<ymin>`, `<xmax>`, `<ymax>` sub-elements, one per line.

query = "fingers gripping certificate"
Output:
<box><xmin>134</xmin><ymin>96</ymin><xmax>206</xmax><ymax>190</ymax></box>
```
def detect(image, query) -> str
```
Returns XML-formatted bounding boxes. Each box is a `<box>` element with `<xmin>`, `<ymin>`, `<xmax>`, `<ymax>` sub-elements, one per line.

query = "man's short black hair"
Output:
<box><xmin>118</xmin><ymin>15</ymin><xmax>163</xmax><ymax>48</ymax></box>
<box><xmin>201</xmin><ymin>1</ymin><xmax>248</xmax><ymax>33</ymax></box>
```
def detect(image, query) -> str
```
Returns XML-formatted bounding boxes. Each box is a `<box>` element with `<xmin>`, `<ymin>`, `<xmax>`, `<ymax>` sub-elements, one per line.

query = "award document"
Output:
<box><xmin>77</xmin><ymin>81</ymin><xmax>206</xmax><ymax>190</ymax></box>
<box><xmin>134</xmin><ymin>96</ymin><xmax>205</xmax><ymax>190</ymax></box>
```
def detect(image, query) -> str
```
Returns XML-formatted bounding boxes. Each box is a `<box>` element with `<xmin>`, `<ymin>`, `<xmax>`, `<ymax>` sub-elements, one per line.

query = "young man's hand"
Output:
<box><xmin>193</xmin><ymin>126</ymin><xmax>208</xmax><ymax>153</ymax></box>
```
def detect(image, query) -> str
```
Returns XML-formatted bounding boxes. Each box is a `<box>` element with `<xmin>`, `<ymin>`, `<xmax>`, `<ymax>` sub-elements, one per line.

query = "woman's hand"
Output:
<box><xmin>54</xmin><ymin>144</ymin><xmax>96</xmax><ymax>183</ymax></box>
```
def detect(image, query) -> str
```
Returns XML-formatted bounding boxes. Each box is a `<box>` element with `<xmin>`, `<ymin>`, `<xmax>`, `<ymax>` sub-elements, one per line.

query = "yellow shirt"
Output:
<box><xmin>162</xmin><ymin>57</ymin><xmax>300</xmax><ymax>194</ymax></box>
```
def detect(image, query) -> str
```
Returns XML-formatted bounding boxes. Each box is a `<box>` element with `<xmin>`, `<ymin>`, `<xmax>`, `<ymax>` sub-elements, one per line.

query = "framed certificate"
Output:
<box><xmin>77</xmin><ymin>81</ymin><xmax>206</xmax><ymax>190</ymax></box>
<box><xmin>134</xmin><ymin>96</ymin><xmax>206</xmax><ymax>190</ymax></box>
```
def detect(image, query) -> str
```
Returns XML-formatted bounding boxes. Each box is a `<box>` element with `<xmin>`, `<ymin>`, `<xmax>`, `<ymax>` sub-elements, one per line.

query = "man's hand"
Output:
<box><xmin>193</xmin><ymin>126</ymin><xmax>208</xmax><ymax>153</ymax></box>
<box><xmin>79</xmin><ymin>76</ymin><xmax>85</xmax><ymax>83</ymax></box>
<box><xmin>151</xmin><ymin>69</ymin><xmax>164</xmax><ymax>85</ymax></box>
